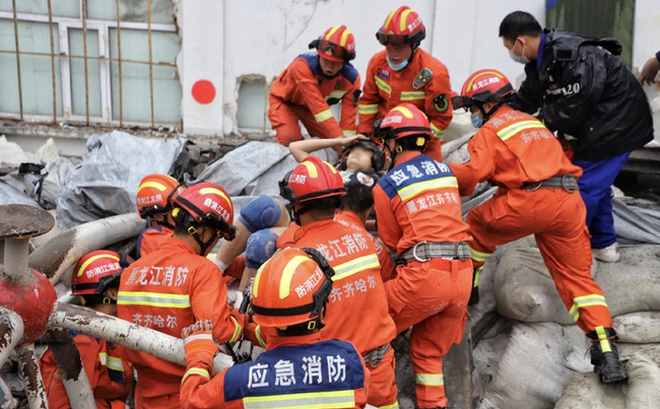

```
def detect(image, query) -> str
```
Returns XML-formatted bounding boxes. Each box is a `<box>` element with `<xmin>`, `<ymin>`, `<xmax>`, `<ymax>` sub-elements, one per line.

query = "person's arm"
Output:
<box><xmin>357</xmin><ymin>56</ymin><xmax>382</xmax><ymax>135</ymax></box>
<box><xmin>424</xmin><ymin>63</ymin><xmax>453</xmax><ymax>139</ymax></box>
<box><xmin>508</xmin><ymin>63</ymin><xmax>544</xmax><ymax>114</ymax></box>
<box><xmin>640</xmin><ymin>51</ymin><xmax>660</xmax><ymax>86</ymax></box>
<box><xmin>449</xmin><ymin>130</ymin><xmax>497</xmax><ymax>197</ymax></box>
<box><xmin>372</xmin><ymin>184</ymin><xmax>402</xmax><ymax>252</ymax></box>
<box><xmin>288</xmin><ymin>134</ymin><xmax>369</xmax><ymax>163</ymax></box>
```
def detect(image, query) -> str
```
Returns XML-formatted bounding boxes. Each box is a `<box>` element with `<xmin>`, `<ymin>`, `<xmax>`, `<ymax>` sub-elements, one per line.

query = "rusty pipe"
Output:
<box><xmin>48</xmin><ymin>303</ymin><xmax>233</xmax><ymax>373</ymax></box>
<box><xmin>0</xmin><ymin>307</ymin><xmax>24</xmax><ymax>369</ymax></box>
<box><xmin>3</xmin><ymin>238</ymin><xmax>29</xmax><ymax>281</ymax></box>
<box><xmin>46</xmin><ymin>329</ymin><xmax>96</xmax><ymax>409</ymax></box>
<box><xmin>17</xmin><ymin>344</ymin><xmax>49</xmax><ymax>409</ymax></box>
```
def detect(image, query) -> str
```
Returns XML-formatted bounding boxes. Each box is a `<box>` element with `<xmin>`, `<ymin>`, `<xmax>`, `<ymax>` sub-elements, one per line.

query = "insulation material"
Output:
<box><xmin>0</xmin><ymin>181</ymin><xmax>39</xmax><ymax>206</ymax></box>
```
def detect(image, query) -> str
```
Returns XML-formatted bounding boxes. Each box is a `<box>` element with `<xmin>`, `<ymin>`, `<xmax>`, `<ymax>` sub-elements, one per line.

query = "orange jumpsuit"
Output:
<box><xmin>373</xmin><ymin>151</ymin><xmax>472</xmax><ymax>409</ymax></box>
<box><xmin>180</xmin><ymin>333</ymin><xmax>369</xmax><ymax>409</ymax></box>
<box><xmin>358</xmin><ymin>49</ymin><xmax>452</xmax><ymax>162</ymax></box>
<box><xmin>283</xmin><ymin>218</ymin><xmax>398</xmax><ymax>409</ymax></box>
<box><xmin>117</xmin><ymin>239</ymin><xmax>243</xmax><ymax>409</ymax></box>
<box><xmin>40</xmin><ymin>332</ymin><xmax>133</xmax><ymax>409</ymax></box>
<box><xmin>137</xmin><ymin>226</ymin><xmax>173</xmax><ymax>258</ymax></box>
<box><xmin>449</xmin><ymin>105</ymin><xmax>613</xmax><ymax>334</ymax></box>
<box><xmin>268</xmin><ymin>53</ymin><xmax>361</xmax><ymax>146</ymax></box>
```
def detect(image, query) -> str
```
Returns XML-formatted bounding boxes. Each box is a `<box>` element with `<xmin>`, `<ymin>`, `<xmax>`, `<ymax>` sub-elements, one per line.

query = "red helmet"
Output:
<box><xmin>251</xmin><ymin>247</ymin><xmax>334</xmax><ymax>328</ymax></box>
<box><xmin>171</xmin><ymin>182</ymin><xmax>236</xmax><ymax>240</ymax></box>
<box><xmin>279</xmin><ymin>156</ymin><xmax>346</xmax><ymax>204</ymax></box>
<box><xmin>376</xmin><ymin>6</ymin><xmax>426</xmax><ymax>47</ymax></box>
<box><xmin>136</xmin><ymin>174</ymin><xmax>179</xmax><ymax>219</ymax></box>
<box><xmin>71</xmin><ymin>250</ymin><xmax>125</xmax><ymax>296</ymax></box>
<box><xmin>452</xmin><ymin>69</ymin><xmax>515</xmax><ymax>110</ymax></box>
<box><xmin>376</xmin><ymin>103</ymin><xmax>433</xmax><ymax>142</ymax></box>
<box><xmin>310</xmin><ymin>25</ymin><xmax>356</xmax><ymax>62</ymax></box>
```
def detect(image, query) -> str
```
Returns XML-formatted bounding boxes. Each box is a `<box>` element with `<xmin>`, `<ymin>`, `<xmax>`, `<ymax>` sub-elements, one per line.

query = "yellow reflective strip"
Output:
<box><xmin>374</xmin><ymin>76</ymin><xmax>392</xmax><ymax>96</ymax></box>
<box><xmin>496</xmin><ymin>120</ymin><xmax>546</xmax><ymax>141</ymax></box>
<box><xmin>116</xmin><ymin>291</ymin><xmax>191</xmax><ymax>308</ymax></box>
<box><xmin>399</xmin><ymin>9</ymin><xmax>412</xmax><ymax>32</ymax></box>
<box><xmin>429</xmin><ymin>122</ymin><xmax>444</xmax><ymax>138</ymax></box>
<box><xmin>379</xmin><ymin>402</ymin><xmax>400</xmax><ymax>409</ymax></box>
<box><xmin>384</xmin><ymin>11</ymin><xmax>396</xmax><ymax>31</ymax></box>
<box><xmin>573</xmin><ymin>294</ymin><xmax>606</xmax><ymax>303</ymax></box>
<box><xmin>415</xmin><ymin>373</ymin><xmax>444</xmax><ymax>386</ymax></box>
<box><xmin>301</xmin><ymin>161</ymin><xmax>319</xmax><ymax>178</ymax></box>
<box><xmin>325</xmin><ymin>90</ymin><xmax>348</xmax><ymax>100</ymax></box>
<box><xmin>358</xmin><ymin>104</ymin><xmax>379</xmax><ymax>115</ymax></box>
<box><xmin>332</xmin><ymin>254</ymin><xmax>380</xmax><ymax>281</ymax></box>
<box><xmin>398</xmin><ymin>177</ymin><xmax>458</xmax><ymax>202</ymax></box>
<box><xmin>106</xmin><ymin>356</ymin><xmax>124</xmax><ymax>372</ymax></box>
<box><xmin>77</xmin><ymin>254</ymin><xmax>119</xmax><ymax>277</ymax></box>
<box><xmin>473</xmin><ymin>266</ymin><xmax>484</xmax><ymax>287</ymax></box>
<box><xmin>343</xmin><ymin>130</ymin><xmax>356</xmax><ymax>136</ymax></box>
<box><xmin>339</xmin><ymin>28</ymin><xmax>350</xmax><ymax>47</ymax></box>
<box><xmin>464</xmin><ymin>70</ymin><xmax>506</xmax><ymax>93</ymax></box>
<box><xmin>469</xmin><ymin>246</ymin><xmax>491</xmax><ymax>262</ymax></box>
<box><xmin>253</xmin><ymin>259</ymin><xmax>269</xmax><ymax>298</ymax></box>
<box><xmin>199</xmin><ymin>187</ymin><xmax>233</xmax><ymax>213</ymax></box>
<box><xmin>98</xmin><ymin>352</ymin><xmax>108</xmax><ymax>365</ymax></box>
<box><xmin>314</xmin><ymin>109</ymin><xmax>334</xmax><ymax>123</ymax></box>
<box><xmin>137</xmin><ymin>180</ymin><xmax>168</xmax><ymax>194</ymax></box>
<box><xmin>595</xmin><ymin>326</ymin><xmax>612</xmax><ymax>353</ymax></box>
<box><xmin>229</xmin><ymin>315</ymin><xmax>242</xmax><ymax>343</ymax></box>
<box><xmin>279</xmin><ymin>255</ymin><xmax>311</xmax><ymax>299</ymax></box>
<box><xmin>400</xmin><ymin>91</ymin><xmax>426</xmax><ymax>101</ymax></box>
<box><xmin>391</xmin><ymin>105</ymin><xmax>414</xmax><ymax>118</ymax></box>
<box><xmin>243</xmin><ymin>389</ymin><xmax>355</xmax><ymax>409</ymax></box>
<box><xmin>182</xmin><ymin>367</ymin><xmax>210</xmax><ymax>384</ymax></box>
<box><xmin>255</xmin><ymin>325</ymin><xmax>267</xmax><ymax>348</ymax></box>
<box><xmin>324</xmin><ymin>26</ymin><xmax>340</xmax><ymax>41</ymax></box>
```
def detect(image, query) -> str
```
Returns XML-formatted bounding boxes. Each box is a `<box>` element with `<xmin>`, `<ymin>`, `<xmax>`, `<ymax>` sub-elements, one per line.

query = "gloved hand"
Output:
<box><xmin>181</xmin><ymin>319</ymin><xmax>218</xmax><ymax>359</ymax></box>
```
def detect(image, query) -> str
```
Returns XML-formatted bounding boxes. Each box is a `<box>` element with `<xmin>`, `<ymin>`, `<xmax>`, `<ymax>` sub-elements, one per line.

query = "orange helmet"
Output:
<box><xmin>376</xmin><ymin>103</ymin><xmax>433</xmax><ymax>142</ymax></box>
<box><xmin>71</xmin><ymin>250</ymin><xmax>126</xmax><ymax>296</ymax></box>
<box><xmin>452</xmin><ymin>69</ymin><xmax>515</xmax><ymax>110</ymax></box>
<box><xmin>171</xmin><ymin>182</ymin><xmax>236</xmax><ymax>241</ymax></box>
<box><xmin>376</xmin><ymin>6</ymin><xmax>426</xmax><ymax>47</ymax></box>
<box><xmin>279</xmin><ymin>156</ymin><xmax>346</xmax><ymax>204</ymax></box>
<box><xmin>309</xmin><ymin>25</ymin><xmax>356</xmax><ymax>62</ymax></box>
<box><xmin>251</xmin><ymin>247</ymin><xmax>335</xmax><ymax>328</ymax></box>
<box><xmin>136</xmin><ymin>174</ymin><xmax>180</xmax><ymax>219</ymax></box>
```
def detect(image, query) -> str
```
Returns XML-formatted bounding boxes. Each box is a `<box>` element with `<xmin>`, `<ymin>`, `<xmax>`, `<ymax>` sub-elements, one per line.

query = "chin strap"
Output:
<box><xmin>188</xmin><ymin>225</ymin><xmax>217</xmax><ymax>256</ymax></box>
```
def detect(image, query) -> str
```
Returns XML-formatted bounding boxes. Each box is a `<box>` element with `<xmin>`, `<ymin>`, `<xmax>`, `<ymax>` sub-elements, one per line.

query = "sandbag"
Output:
<box><xmin>0</xmin><ymin>180</ymin><xmax>39</xmax><ymax>206</ymax></box>
<box><xmin>613</xmin><ymin>312</ymin><xmax>660</xmax><ymax>343</ymax></box>
<box><xmin>613</xmin><ymin>197</ymin><xmax>660</xmax><ymax>245</ymax></box>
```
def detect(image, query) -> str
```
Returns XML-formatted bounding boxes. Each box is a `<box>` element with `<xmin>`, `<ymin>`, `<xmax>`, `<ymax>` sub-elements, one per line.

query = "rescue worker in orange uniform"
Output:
<box><xmin>450</xmin><ymin>69</ymin><xmax>627</xmax><ymax>384</ymax></box>
<box><xmin>117</xmin><ymin>182</ymin><xmax>244</xmax><ymax>409</ymax></box>
<box><xmin>135</xmin><ymin>174</ymin><xmax>182</xmax><ymax>258</ymax></box>
<box><xmin>40</xmin><ymin>250</ymin><xmax>133</xmax><ymax>409</ymax></box>
<box><xmin>179</xmin><ymin>248</ymin><xmax>370</xmax><ymax>409</ymax></box>
<box><xmin>278</xmin><ymin>156</ymin><xmax>399</xmax><ymax>409</ymax></box>
<box><xmin>269</xmin><ymin>25</ymin><xmax>361</xmax><ymax>146</ymax></box>
<box><xmin>372</xmin><ymin>103</ymin><xmax>473</xmax><ymax>409</ymax></box>
<box><xmin>358</xmin><ymin>6</ymin><xmax>452</xmax><ymax>163</ymax></box>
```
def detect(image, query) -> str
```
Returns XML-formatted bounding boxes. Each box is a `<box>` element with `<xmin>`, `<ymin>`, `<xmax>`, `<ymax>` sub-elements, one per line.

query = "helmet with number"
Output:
<box><xmin>71</xmin><ymin>250</ymin><xmax>126</xmax><ymax>296</ymax></box>
<box><xmin>251</xmin><ymin>247</ymin><xmax>334</xmax><ymax>328</ymax></box>
<box><xmin>171</xmin><ymin>182</ymin><xmax>237</xmax><ymax>241</ymax></box>
<box><xmin>309</xmin><ymin>25</ymin><xmax>356</xmax><ymax>63</ymax></box>
<box><xmin>376</xmin><ymin>6</ymin><xmax>426</xmax><ymax>47</ymax></box>
<box><xmin>452</xmin><ymin>69</ymin><xmax>514</xmax><ymax>110</ymax></box>
<box><xmin>279</xmin><ymin>156</ymin><xmax>346</xmax><ymax>204</ymax></box>
<box><xmin>376</xmin><ymin>103</ymin><xmax>433</xmax><ymax>143</ymax></box>
<box><xmin>340</xmin><ymin>140</ymin><xmax>387</xmax><ymax>172</ymax></box>
<box><xmin>136</xmin><ymin>174</ymin><xmax>179</xmax><ymax>219</ymax></box>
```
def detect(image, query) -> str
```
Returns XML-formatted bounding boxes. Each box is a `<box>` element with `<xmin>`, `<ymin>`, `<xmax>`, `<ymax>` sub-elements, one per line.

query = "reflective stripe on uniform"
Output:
<box><xmin>229</xmin><ymin>315</ymin><xmax>242</xmax><ymax>343</ymax></box>
<box><xmin>595</xmin><ymin>325</ymin><xmax>612</xmax><ymax>353</ymax></box>
<box><xmin>400</xmin><ymin>91</ymin><xmax>425</xmax><ymax>101</ymax></box>
<box><xmin>374</xmin><ymin>76</ymin><xmax>392</xmax><ymax>96</ymax></box>
<box><xmin>469</xmin><ymin>246</ymin><xmax>492</xmax><ymax>263</ymax></box>
<box><xmin>415</xmin><ymin>372</ymin><xmax>444</xmax><ymax>386</ymax></box>
<box><xmin>98</xmin><ymin>352</ymin><xmax>125</xmax><ymax>372</ymax></box>
<box><xmin>325</xmin><ymin>90</ymin><xmax>347</xmax><ymax>101</ymax></box>
<box><xmin>343</xmin><ymin>130</ymin><xmax>356</xmax><ymax>135</ymax></box>
<box><xmin>358</xmin><ymin>104</ymin><xmax>379</xmax><ymax>115</ymax></box>
<box><xmin>314</xmin><ymin>109</ymin><xmax>334</xmax><ymax>123</ymax></box>
<box><xmin>397</xmin><ymin>176</ymin><xmax>458</xmax><ymax>202</ymax></box>
<box><xmin>569</xmin><ymin>294</ymin><xmax>608</xmax><ymax>323</ymax></box>
<box><xmin>430</xmin><ymin>122</ymin><xmax>444</xmax><ymax>138</ymax></box>
<box><xmin>379</xmin><ymin>402</ymin><xmax>400</xmax><ymax>409</ymax></box>
<box><xmin>332</xmin><ymin>254</ymin><xmax>380</xmax><ymax>281</ymax></box>
<box><xmin>255</xmin><ymin>325</ymin><xmax>267</xmax><ymax>348</ymax></box>
<box><xmin>243</xmin><ymin>389</ymin><xmax>355</xmax><ymax>409</ymax></box>
<box><xmin>496</xmin><ymin>120</ymin><xmax>546</xmax><ymax>142</ymax></box>
<box><xmin>473</xmin><ymin>266</ymin><xmax>484</xmax><ymax>288</ymax></box>
<box><xmin>182</xmin><ymin>367</ymin><xmax>210</xmax><ymax>384</ymax></box>
<box><xmin>116</xmin><ymin>291</ymin><xmax>191</xmax><ymax>308</ymax></box>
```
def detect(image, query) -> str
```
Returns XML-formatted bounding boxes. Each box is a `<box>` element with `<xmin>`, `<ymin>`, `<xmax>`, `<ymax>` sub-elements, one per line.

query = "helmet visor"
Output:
<box><xmin>376</xmin><ymin>32</ymin><xmax>408</xmax><ymax>46</ymax></box>
<box><xmin>317</xmin><ymin>40</ymin><xmax>349</xmax><ymax>59</ymax></box>
<box><xmin>451</xmin><ymin>95</ymin><xmax>475</xmax><ymax>110</ymax></box>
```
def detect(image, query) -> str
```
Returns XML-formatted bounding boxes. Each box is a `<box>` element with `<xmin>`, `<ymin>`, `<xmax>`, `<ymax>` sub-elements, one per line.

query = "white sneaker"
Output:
<box><xmin>592</xmin><ymin>243</ymin><xmax>621</xmax><ymax>263</ymax></box>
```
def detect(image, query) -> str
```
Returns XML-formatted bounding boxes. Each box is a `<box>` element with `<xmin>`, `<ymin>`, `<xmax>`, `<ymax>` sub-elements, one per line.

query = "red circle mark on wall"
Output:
<box><xmin>192</xmin><ymin>80</ymin><xmax>216</xmax><ymax>104</ymax></box>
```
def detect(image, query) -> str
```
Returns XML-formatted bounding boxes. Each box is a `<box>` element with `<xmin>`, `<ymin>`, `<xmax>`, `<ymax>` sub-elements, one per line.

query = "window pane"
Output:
<box><xmin>0</xmin><ymin>19</ymin><xmax>19</xmax><ymax>114</ymax></box>
<box><xmin>0</xmin><ymin>0</ymin><xmax>79</xmax><ymax>18</ymax></box>
<box><xmin>109</xmin><ymin>28</ymin><xmax>181</xmax><ymax>124</ymax></box>
<box><xmin>237</xmin><ymin>79</ymin><xmax>269</xmax><ymax>129</ymax></box>
<box><xmin>69</xmin><ymin>28</ymin><xmax>101</xmax><ymax>118</ymax></box>
<box><xmin>87</xmin><ymin>0</ymin><xmax>175</xmax><ymax>24</ymax></box>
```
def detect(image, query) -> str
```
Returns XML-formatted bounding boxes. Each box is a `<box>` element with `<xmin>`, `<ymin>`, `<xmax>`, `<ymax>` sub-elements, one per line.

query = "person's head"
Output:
<box><xmin>170</xmin><ymin>182</ymin><xmax>237</xmax><ymax>256</ymax></box>
<box><xmin>452</xmin><ymin>69</ymin><xmax>515</xmax><ymax>128</ymax></box>
<box><xmin>309</xmin><ymin>25</ymin><xmax>356</xmax><ymax>78</ymax></box>
<box><xmin>71</xmin><ymin>250</ymin><xmax>130</xmax><ymax>316</ymax></box>
<box><xmin>340</xmin><ymin>140</ymin><xmax>387</xmax><ymax>172</ymax></box>
<box><xmin>250</xmin><ymin>247</ymin><xmax>334</xmax><ymax>336</ymax></box>
<box><xmin>499</xmin><ymin>11</ymin><xmax>542</xmax><ymax>64</ymax></box>
<box><xmin>376</xmin><ymin>6</ymin><xmax>425</xmax><ymax>71</ymax></box>
<box><xmin>279</xmin><ymin>156</ymin><xmax>346</xmax><ymax>225</ymax></box>
<box><xmin>136</xmin><ymin>174</ymin><xmax>182</xmax><ymax>228</ymax></box>
<box><xmin>375</xmin><ymin>103</ymin><xmax>432</xmax><ymax>166</ymax></box>
<box><xmin>340</xmin><ymin>170</ymin><xmax>379</xmax><ymax>222</ymax></box>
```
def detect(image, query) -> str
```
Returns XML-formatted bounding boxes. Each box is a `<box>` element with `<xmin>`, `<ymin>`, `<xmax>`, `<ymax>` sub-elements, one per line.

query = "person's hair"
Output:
<box><xmin>340</xmin><ymin>177</ymin><xmax>375</xmax><ymax>214</ymax></box>
<box><xmin>299</xmin><ymin>196</ymin><xmax>341</xmax><ymax>219</ymax></box>
<box><xmin>396</xmin><ymin>135</ymin><xmax>427</xmax><ymax>152</ymax></box>
<box><xmin>80</xmin><ymin>285</ymin><xmax>118</xmax><ymax>307</ymax></box>
<box><xmin>499</xmin><ymin>11</ymin><xmax>542</xmax><ymax>43</ymax></box>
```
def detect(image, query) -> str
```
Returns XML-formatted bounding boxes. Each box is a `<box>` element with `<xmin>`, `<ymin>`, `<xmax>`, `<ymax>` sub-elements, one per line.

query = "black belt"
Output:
<box><xmin>401</xmin><ymin>241</ymin><xmax>470</xmax><ymax>263</ymax></box>
<box><xmin>362</xmin><ymin>344</ymin><xmax>389</xmax><ymax>368</ymax></box>
<box><xmin>521</xmin><ymin>174</ymin><xmax>578</xmax><ymax>192</ymax></box>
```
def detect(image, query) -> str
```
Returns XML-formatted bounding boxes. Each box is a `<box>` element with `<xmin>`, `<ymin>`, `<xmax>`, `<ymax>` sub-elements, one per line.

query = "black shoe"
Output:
<box><xmin>587</xmin><ymin>327</ymin><xmax>628</xmax><ymax>383</ymax></box>
<box><xmin>468</xmin><ymin>285</ymin><xmax>480</xmax><ymax>305</ymax></box>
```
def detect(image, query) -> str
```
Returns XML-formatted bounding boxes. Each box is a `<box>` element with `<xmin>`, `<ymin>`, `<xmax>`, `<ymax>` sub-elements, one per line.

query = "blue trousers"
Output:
<box><xmin>574</xmin><ymin>152</ymin><xmax>630</xmax><ymax>249</ymax></box>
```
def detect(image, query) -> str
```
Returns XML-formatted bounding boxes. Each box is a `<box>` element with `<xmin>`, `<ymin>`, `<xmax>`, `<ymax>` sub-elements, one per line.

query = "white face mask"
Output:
<box><xmin>509</xmin><ymin>39</ymin><xmax>530</xmax><ymax>64</ymax></box>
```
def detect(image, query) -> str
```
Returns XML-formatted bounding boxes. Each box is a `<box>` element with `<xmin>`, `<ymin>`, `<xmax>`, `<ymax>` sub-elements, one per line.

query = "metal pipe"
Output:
<box><xmin>47</xmin><ymin>0</ymin><xmax>57</xmax><ymax>124</ymax></box>
<box><xmin>147</xmin><ymin>0</ymin><xmax>155</xmax><ymax>128</ymax></box>
<box><xmin>0</xmin><ymin>307</ymin><xmax>24</xmax><ymax>370</ymax></box>
<box><xmin>11</xmin><ymin>0</ymin><xmax>23</xmax><ymax>121</ymax></box>
<box><xmin>28</xmin><ymin>213</ymin><xmax>146</xmax><ymax>284</ymax></box>
<box><xmin>3</xmin><ymin>238</ymin><xmax>29</xmax><ymax>280</ymax></box>
<box><xmin>17</xmin><ymin>344</ymin><xmax>49</xmax><ymax>409</ymax></box>
<box><xmin>81</xmin><ymin>0</ymin><xmax>90</xmax><ymax>125</ymax></box>
<box><xmin>48</xmin><ymin>302</ymin><xmax>234</xmax><ymax>373</ymax></box>
<box><xmin>0</xmin><ymin>50</ymin><xmax>176</xmax><ymax>67</ymax></box>
<box><xmin>115</xmin><ymin>0</ymin><xmax>124</xmax><ymax>127</ymax></box>
<box><xmin>46</xmin><ymin>329</ymin><xmax>96</xmax><ymax>409</ymax></box>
